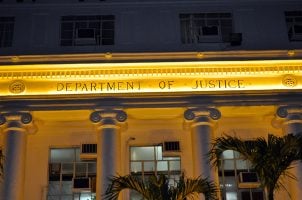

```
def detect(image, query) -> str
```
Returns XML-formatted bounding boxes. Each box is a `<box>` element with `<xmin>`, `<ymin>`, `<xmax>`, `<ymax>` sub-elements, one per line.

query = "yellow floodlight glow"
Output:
<box><xmin>0</xmin><ymin>59</ymin><xmax>301</xmax><ymax>98</ymax></box>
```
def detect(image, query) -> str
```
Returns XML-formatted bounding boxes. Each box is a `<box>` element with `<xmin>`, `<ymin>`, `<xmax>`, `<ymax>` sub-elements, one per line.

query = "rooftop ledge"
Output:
<box><xmin>1</xmin><ymin>50</ymin><xmax>302</xmax><ymax>65</ymax></box>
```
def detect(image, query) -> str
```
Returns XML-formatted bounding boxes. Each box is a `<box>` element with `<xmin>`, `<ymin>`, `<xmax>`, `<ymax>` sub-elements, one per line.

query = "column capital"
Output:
<box><xmin>0</xmin><ymin>112</ymin><xmax>33</xmax><ymax>126</ymax></box>
<box><xmin>277</xmin><ymin>106</ymin><xmax>302</xmax><ymax>118</ymax></box>
<box><xmin>90</xmin><ymin>109</ymin><xmax>127</xmax><ymax>128</ymax></box>
<box><xmin>0</xmin><ymin>112</ymin><xmax>35</xmax><ymax>132</ymax></box>
<box><xmin>184</xmin><ymin>107</ymin><xmax>221</xmax><ymax>121</ymax></box>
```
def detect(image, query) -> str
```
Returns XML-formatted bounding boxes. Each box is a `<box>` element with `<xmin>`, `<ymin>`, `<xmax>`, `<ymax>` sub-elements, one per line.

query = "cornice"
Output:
<box><xmin>0</xmin><ymin>50</ymin><xmax>302</xmax><ymax>65</ymax></box>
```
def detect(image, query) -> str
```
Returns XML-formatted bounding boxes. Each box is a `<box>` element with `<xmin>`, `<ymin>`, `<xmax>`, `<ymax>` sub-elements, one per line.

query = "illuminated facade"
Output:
<box><xmin>0</xmin><ymin>1</ymin><xmax>302</xmax><ymax>200</ymax></box>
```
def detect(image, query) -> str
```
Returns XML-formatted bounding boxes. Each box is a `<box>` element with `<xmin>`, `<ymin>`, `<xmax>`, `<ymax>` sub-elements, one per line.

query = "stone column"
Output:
<box><xmin>184</xmin><ymin>107</ymin><xmax>221</xmax><ymax>180</ymax></box>
<box><xmin>277</xmin><ymin>106</ymin><xmax>302</xmax><ymax>200</ymax></box>
<box><xmin>90</xmin><ymin>110</ymin><xmax>127</xmax><ymax>200</ymax></box>
<box><xmin>0</xmin><ymin>112</ymin><xmax>33</xmax><ymax>200</ymax></box>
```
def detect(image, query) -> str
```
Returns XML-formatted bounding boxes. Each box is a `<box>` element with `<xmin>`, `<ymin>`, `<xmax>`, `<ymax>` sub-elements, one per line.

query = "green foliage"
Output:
<box><xmin>209</xmin><ymin>134</ymin><xmax>302</xmax><ymax>200</ymax></box>
<box><xmin>104</xmin><ymin>173</ymin><xmax>218</xmax><ymax>200</ymax></box>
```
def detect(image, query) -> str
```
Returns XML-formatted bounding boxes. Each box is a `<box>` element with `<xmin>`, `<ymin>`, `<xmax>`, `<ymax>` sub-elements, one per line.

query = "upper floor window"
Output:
<box><xmin>180</xmin><ymin>13</ymin><xmax>233</xmax><ymax>44</ymax></box>
<box><xmin>130</xmin><ymin>145</ymin><xmax>181</xmax><ymax>199</ymax></box>
<box><xmin>219</xmin><ymin>150</ymin><xmax>263</xmax><ymax>200</ymax></box>
<box><xmin>48</xmin><ymin>147</ymin><xmax>96</xmax><ymax>200</ymax></box>
<box><xmin>60</xmin><ymin>15</ymin><xmax>115</xmax><ymax>46</ymax></box>
<box><xmin>0</xmin><ymin>17</ymin><xmax>15</xmax><ymax>48</ymax></box>
<box><xmin>285</xmin><ymin>11</ymin><xmax>302</xmax><ymax>41</ymax></box>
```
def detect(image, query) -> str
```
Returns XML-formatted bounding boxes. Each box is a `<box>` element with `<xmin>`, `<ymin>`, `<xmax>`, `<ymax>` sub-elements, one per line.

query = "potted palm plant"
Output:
<box><xmin>209</xmin><ymin>134</ymin><xmax>302</xmax><ymax>200</ymax></box>
<box><xmin>104</xmin><ymin>173</ymin><xmax>218</xmax><ymax>200</ymax></box>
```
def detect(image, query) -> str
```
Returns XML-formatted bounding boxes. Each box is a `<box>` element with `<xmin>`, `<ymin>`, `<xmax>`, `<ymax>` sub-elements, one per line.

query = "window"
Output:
<box><xmin>130</xmin><ymin>145</ymin><xmax>181</xmax><ymax>199</ymax></box>
<box><xmin>219</xmin><ymin>150</ymin><xmax>263</xmax><ymax>200</ymax></box>
<box><xmin>0</xmin><ymin>17</ymin><xmax>14</xmax><ymax>48</ymax></box>
<box><xmin>180</xmin><ymin>13</ymin><xmax>233</xmax><ymax>44</ymax></box>
<box><xmin>48</xmin><ymin>147</ymin><xmax>96</xmax><ymax>200</ymax></box>
<box><xmin>285</xmin><ymin>11</ymin><xmax>302</xmax><ymax>41</ymax></box>
<box><xmin>60</xmin><ymin>15</ymin><xmax>115</xmax><ymax>46</ymax></box>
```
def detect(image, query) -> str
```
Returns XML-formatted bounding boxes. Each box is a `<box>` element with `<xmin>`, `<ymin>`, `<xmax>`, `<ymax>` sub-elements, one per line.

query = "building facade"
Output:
<box><xmin>0</xmin><ymin>0</ymin><xmax>302</xmax><ymax>200</ymax></box>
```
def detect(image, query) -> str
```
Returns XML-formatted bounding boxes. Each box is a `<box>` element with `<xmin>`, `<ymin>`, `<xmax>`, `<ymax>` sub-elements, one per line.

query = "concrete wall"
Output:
<box><xmin>0</xmin><ymin>0</ymin><xmax>301</xmax><ymax>55</ymax></box>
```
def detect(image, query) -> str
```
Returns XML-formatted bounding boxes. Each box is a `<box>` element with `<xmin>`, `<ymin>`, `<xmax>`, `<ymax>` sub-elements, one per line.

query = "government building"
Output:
<box><xmin>0</xmin><ymin>0</ymin><xmax>302</xmax><ymax>200</ymax></box>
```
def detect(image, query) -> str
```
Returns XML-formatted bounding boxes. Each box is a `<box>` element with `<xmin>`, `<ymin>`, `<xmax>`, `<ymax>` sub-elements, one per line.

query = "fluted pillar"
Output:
<box><xmin>0</xmin><ymin>112</ymin><xmax>33</xmax><ymax>200</ymax></box>
<box><xmin>184</xmin><ymin>108</ymin><xmax>221</xmax><ymax>180</ymax></box>
<box><xmin>90</xmin><ymin>109</ymin><xmax>127</xmax><ymax>200</ymax></box>
<box><xmin>277</xmin><ymin>106</ymin><xmax>302</xmax><ymax>200</ymax></box>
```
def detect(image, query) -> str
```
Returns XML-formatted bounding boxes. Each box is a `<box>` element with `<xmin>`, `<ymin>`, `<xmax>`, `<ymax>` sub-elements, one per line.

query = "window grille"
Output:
<box><xmin>180</xmin><ymin>13</ymin><xmax>233</xmax><ymax>44</ymax></box>
<box><xmin>0</xmin><ymin>17</ymin><xmax>14</xmax><ymax>48</ymax></box>
<box><xmin>60</xmin><ymin>15</ymin><xmax>115</xmax><ymax>46</ymax></box>
<box><xmin>163</xmin><ymin>141</ymin><xmax>180</xmax><ymax>152</ymax></box>
<box><xmin>285</xmin><ymin>11</ymin><xmax>302</xmax><ymax>41</ymax></box>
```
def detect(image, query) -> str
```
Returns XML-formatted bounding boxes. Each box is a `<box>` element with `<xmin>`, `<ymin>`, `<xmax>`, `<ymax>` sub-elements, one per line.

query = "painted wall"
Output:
<box><xmin>15</xmin><ymin>105</ymin><xmax>287</xmax><ymax>200</ymax></box>
<box><xmin>0</xmin><ymin>0</ymin><xmax>301</xmax><ymax>55</ymax></box>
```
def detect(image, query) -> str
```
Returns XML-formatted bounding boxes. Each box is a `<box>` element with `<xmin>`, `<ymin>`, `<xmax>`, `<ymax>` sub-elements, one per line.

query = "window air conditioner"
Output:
<box><xmin>72</xmin><ymin>177</ymin><xmax>91</xmax><ymax>192</ymax></box>
<box><xmin>162</xmin><ymin>141</ymin><xmax>180</xmax><ymax>156</ymax></box>
<box><xmin>241</xmin><ymin>190</ymin><xmax>264</xmax><ymax>200</ymax></box>
<box><xmin>229</xmin><ymin>33</ymin><xmax>242</xmax><ymax>46</ymax></box>
<box><xmin>75</xmin><ymin>28</ymin><xmax>97</xmax><ymax>45</ymax></box>
<box><xmin>80</xmin><ymin>143</ymin><xmax>97</xmax><ymax>160</ymax></box>
<box><xmin>238</xmin><ymin>172</ymin><xmax>260</xmax><ymax>188</ymax></box>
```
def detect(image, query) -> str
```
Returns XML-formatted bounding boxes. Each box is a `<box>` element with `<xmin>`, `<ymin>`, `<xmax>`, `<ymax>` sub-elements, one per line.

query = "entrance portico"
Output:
<box><xmin>0</xmin><ymin>53</ymin><xmax>302</xmax><ymax>200</ymax></box>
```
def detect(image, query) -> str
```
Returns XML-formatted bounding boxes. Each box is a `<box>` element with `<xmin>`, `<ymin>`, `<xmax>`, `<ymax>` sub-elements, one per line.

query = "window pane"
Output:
<box><xmin>169</xmin><ymin>160</ymin><xmax>181</xmax><ymax>171</ymax></box>
<box><xmin>144</xmin><ymin>161</ymin><xmax>155</xmax><ymax>172</ymax></box>
<box><xmin>130</xmin><ymin>146</ymin><xmax>155</xmax><ymax>160</ymax></box>
<box><xmin>157</xmin><ymin>160</ymin><xmax>168</xmax><ymax>171</ymax></box>
<box><xmin>50</xmin><ymin>149</ymin><xmax>76</xmax><ymax>163</ymax></box>
<box><xmin>131</xmin><ymin>162</ymin><xmax>142</xmax><ymax>172</ymax></box>
<box><xmin>223</xmin><ymin>160</ymin><xmax>235</xmax><ymax>170</ymax></box>
<box><xmin>222</xmin><ymin>150</ymin><xmax>235</xmax><ymax>159</ymax></box>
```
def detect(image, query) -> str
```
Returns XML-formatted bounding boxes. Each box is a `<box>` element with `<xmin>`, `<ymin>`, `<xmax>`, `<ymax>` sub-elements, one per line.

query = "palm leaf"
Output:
<box><xmin>171</xmin><ymin>174</ymin><xmax>218</xmax><ymax>200</ymax></box>
<box><xmin>209</xmin><ymin>134</ymin><xmax>302</xmax><ymax>200</ymax></box>
<box><xmin>104</xmin><ymin>174</ymin><xmax>152</xmax><ymax>200</ymax></box>
<box><xmin>104</xmin><ymin>173</ymin><xmax>217</xmax><ymax>200</ymax></box>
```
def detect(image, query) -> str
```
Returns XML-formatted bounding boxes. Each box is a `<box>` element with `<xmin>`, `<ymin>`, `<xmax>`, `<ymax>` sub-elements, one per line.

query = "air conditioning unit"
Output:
<box><xmin>162</xmin><ymin>141</ymin><xmax>180</xmax><ymax>156</ymax></box>
<box><xmin>80</xmin><ymin>143</ymin><xmax>97</xmax><ymax>160</ymax></box>
<box><xmin>75</xmin><ymin>28</ymin><xmax>97</xmax><ymax>45</ymax></box>
<box><xmin>72</xmin><ymin>177</ymin><xmax>91</xmax><ymax>192</ymax></box>
<box><xmin>238</xmin><ymin>172</ymin><xmax>260</xmax><ymax>188</ymax></box>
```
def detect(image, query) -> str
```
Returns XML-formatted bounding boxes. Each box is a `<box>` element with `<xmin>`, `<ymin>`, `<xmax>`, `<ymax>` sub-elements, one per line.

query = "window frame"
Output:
<box><xmin>0</xmin><ymin>16</ymin><xmax>15</xmax><ymax>48</ymax></box>
<box><xmin>179</xmin><ymin>12</ymin><xmax>233</xmax><ymax>44</ymax></box>
<box><xmin>285</xmin><ymin>11</ymin><xmax>302</xmax><ymax>41</ymax></box>
<box><xmin>60</xmin><ymin>15</ymin><xmax>115</xmax><ymax>47</ymax></box>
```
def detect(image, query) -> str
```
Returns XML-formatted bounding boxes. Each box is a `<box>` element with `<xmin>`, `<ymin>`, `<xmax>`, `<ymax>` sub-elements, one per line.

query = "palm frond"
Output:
<box><xmin>104</xmin><ymin>174</ymin><xmax>151</xmax><ymax>200</ymax></box>
<box><xmin>170</xmin><ymin>174</ymin><xmax>217</xmax><ymax>200</ymax></box>
<box><xmin>209</xmin><ymin>134</ymin><xmax>302</xmax><ymax>200</ymax></box>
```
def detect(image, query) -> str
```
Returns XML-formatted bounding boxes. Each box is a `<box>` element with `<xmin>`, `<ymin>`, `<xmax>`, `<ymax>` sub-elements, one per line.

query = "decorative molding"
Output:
<box><xmin>184</xmin><ymin>107</ymin><xmax>221</xmax><ymax>121</ymax></box>
<box><xmin>0</xmin><ymin>59</ymin><xmax>301</xmax><ymax>97</ymax></box>
<box><xmin>277</xmin><ymin>106</ymin><xmax>302</xmax><ymax>118</ymax></box>
<box><xmin>0</xmin><ymin>60</ymin><xmax>302</xmax><ymax>80</ymax></box>
<box><xmin>1</xmin><ymin>50</ymin><xmax>302</xmax><ymax>64</ymax></box>
<box><xmin>90</xmin><ymin>109</ymin><xmax>127</xmax><ymax>124</ymax></box>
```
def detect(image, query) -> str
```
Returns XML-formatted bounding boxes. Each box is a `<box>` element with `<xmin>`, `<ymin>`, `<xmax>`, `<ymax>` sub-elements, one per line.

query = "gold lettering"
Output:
<box><xmin>107</xmin><ymin>82</ymin><xmax>115</xmax><ymax>90</ymax></box>
<box><xmin>91</xmin><ymin>82</ymin><xmax>97</xmax><ymax>91</ymax></box>
<box><xmin>66</xmin><ymin>83</ymin><xmax>72</xmax><ymax>91</ymax></box>
<box><xmin>118</xmin><ymin>82</ymin><xmax>124</xmax><ymax>90</ymax></box>
<box><xmin>127</xmin><ymin>82</ymin><xmax>134</xmax><ymax>90</ymax></box>
<box><xmin>81</xmin><ymin>83</ymin><xmax>88</xmax><ymax>91</ymax></box>
<box><xmin>57</xmin><ymin>83</ymin><xmax>64</xmax><ymax>91</ymax></box>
